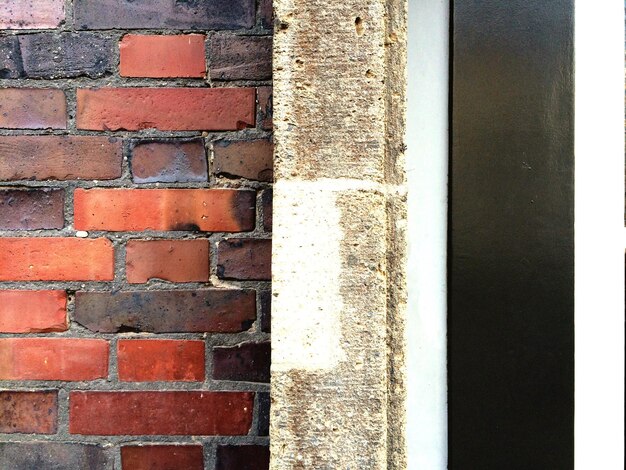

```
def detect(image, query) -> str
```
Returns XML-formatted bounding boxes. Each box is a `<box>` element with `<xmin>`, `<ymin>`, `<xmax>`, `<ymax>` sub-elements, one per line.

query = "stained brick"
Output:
<box><xmin>126</xmin><ymin>239</ymin><xmax>210</xmax><ymax>283</ymax></box>
<box><xmin>76</xmin><ymin>87</ymin><xmax>255</xmax><ymax>131</ymax></box>
<box><xmin>74</xmin><ymin>0</ymin><xmax>255</xmax><ymax>30</ymax></box>
<box><xmin>0</xmin><ymin>188</ymin><xmax>64</xmax><ymax>230</ymax></box>
<box><xmin>0</xmin><ymin>442</ymin><xmax>112</xmax><ymax>469</ymax></box>
<box><xmin>0</xmin><ymin>391</ymin><xmax>57</xmax><ymax>434</ymax></box>
<box><xmin>262</xmin><ymin>189</ymin><xmax>273</xmax><ymax>232</ymax></box>
<box><xmin>120</xmin><ymin>34</ymin><xmax>206</xmax><ymax>78</ymax></box>
<box><xmin>74</xmin><ymin>289</ymin><xmax>256</xmax><ymax>333</ymax></box>
<box><xmin>213</xmin><ymin>342</ymin><xmax>270</xmax><ymax>383</ymax></box>
<box><xmin>0</xmin><ymin>338</ymin><xmax>109</xmax><ymax>381</ymax></box>
<box><xmin>121</xmin><ymin>445</ymin><xmax>204</xmax><ymax>470</ymax></box>
<box><xmin>210</xmin><ymin>35</ymin><xmax>272</xmax><ymax>81</ymax></box>
<box><xmin>0</xmin><ymin>238</ymin><xmax>114</xmax><ymax>281</ymax></box>
<box><xmin>258</xmin><ymin>0</ymin><xmax>273</xmax><ymax>29</ymax></box>
<box><xmin>74</xmin><ymin>188</ymin><xmax>255</xmax><ymax>232</ymax></box>
<box><xmin>70</xmin><ymin>391</ymin><xmax>254</xmax><ymax>435</ymax></box>
<box><xmin>259</xmin><ymin>290</ymin><xmax>271</xmax><ymax>333</ymax></box>
<box><xmin>0</xmin><ymin>0</ymin><xmax>65</xmax><ymax>29</ymax></box>
<box><xmin>256</xmin><ymin>392</ymin><xmax>270</xmax><ymax>436</ymax></box>
<box><xmin>216</xmin><ymin>445</ymin><xmax>270</xmax><ymax>470</ymax></box>
<box><xmin>0</xmin><ymin>88</ymin><xmax>66</xmax><ymax>130</ymax></box>
<box><xmin>213</xmin><ymin>139</ymin><xmax>273</xmax><ymax>182</ymax></box>
<box><xmin>0</xmin><ymin>36</ymin><xmax>22</xmax><ymax>79</ymax></box>
<box><xmin>217</xmin><ymin>239</ymin><xmax>272</xmax><ymax>280</ymax></box>
<box><xmin>0</xmin><ymin>135</ymin><xmax>123</xmax><ymax>181</ymax></box>
<box><xmin>17</xmin><ymin>32</ymin><xmax>114</xmax><ymax>79</ymax></box>
<box><xmin>0</xmin><ymin>290</ymin><xmax>67</xmax><ymax>333</ymax></box>
<box><xmin>118</xmin><ymin>339</ymin><xmax>205</xmax><ymax>382</ymax></box>
<box><xmin>257</xmin><ymin>87</ymin><xmax>273</xmax><ymax>130</ymax></box>
<box><xmin>131</xmin><ymin>139</ymin><xmax>207</xmax><ymax>184</ymax></box>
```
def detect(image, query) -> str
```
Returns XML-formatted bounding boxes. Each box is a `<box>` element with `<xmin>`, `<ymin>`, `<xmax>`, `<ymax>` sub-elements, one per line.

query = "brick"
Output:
<box><xmin>74</xmin><ymin>189</ymin><xmax>255</xmax><ymax>232</ymax></box>
<box><xmin>74</xmin><ymin>0</ymin><xmax>255</xmax><ymax>30</ymax></box>
<box><xmin>259</xmin><ymin>290</ymin><xmax>271</xmax><ymax>333</ymax></box>
<box><xmin>0</xmin><ymin>36</ymin><xmax>21</xmax><ymax>79</ymax></box>
<box><xmin>121</xmin><ymin>445</ymin><xmax>204</xmax><ymax>470</ymax></box>
<box><xmin>216</xmin><ymin>445</ymin><xmax>270</xmax><ymax>470</ymax></box>
<box><xmin>257</xmin><ymin>392</ymin><xmax>270</xmax><ymax>436</ymax></box>
<box><xmin>76</xmin><ymin>87</ymin><xmax>255</xmax><ymax>131</ymax></box>
<box><xmin>257</xmin><ymin>87</ymin><xmax>273</xmax><ymax>130</ymax></box>
<box><xmin>0</xmin><ymin>88</ymin><xmax>66</xmax><ymax>129</ymax></box>
<box><xmin>0</xmin><ymin>135</ymin><xmax>123</xmax><ymax>181</ymax></box>
<box><xmin>131</xmin><ymin>139</ymin><xmax>207</xmax><ymax>184</ymax></box>
<box><xmin>213</xmin><ymin>139</ymin><xmax>273</xmax><ymax>182</ymax></box>
<box><xmin>16</xmin><ymin>32</ymin><xmax>114</xmax><ymax>79</ymax></box>
<box><xmin>258</xmin><ymin>0</ymin><xmax>273</xmax><ymax>29</ymax></box>
<box><xmin>70</xmin><ymin>391</ymin><xmax>254</xmax><ymax>435</ymax></box>
<box><xmin>262</xmin><ymin>189</ymin><xmax>273</xmax><ymax>232</ymax></box>
<box><xmin>74</xmin><ymin>289</ymin><xmax>256</xmax><ymax>333</ymax></box>
<box><xmin>217</xmin><ymin>239</ymin><xmax>272</xmax><ymax>280</ymax></box>
<box><xmin>0</xmin><ymin>391</ymin><xmax>57</xmax><ymax>434</ymax></box>
<box><xmin>0</xmin><ymin>442</ymin><xmax>112</xmax><ymax>469</ymax></box>
<box><xmin>126</xmin><ymin>239</ymin><xmax>210</xmax><ymax>283</ymax></box>
<box><xmin>213</xmin><ymin>342</ymin><xmax>270</xmax><ymax>383</ymax></box>
<box><xmin>118</xmin><ymin>339</ymin><xmax>205</xmax><ymax>382</ymax></box>
<box><xmin>0</xmin><ymin>338</ymin><xmax>109</xmax><ymax>381</ymax></box>
<box><xmin>0</xmin><ymin>0</ymin><xmax>65</xmax><ymax>29</ymax></box>
<box><xmin>0</xmin><ymin>238</ymin><xmax>114</xmax><ymax>281</ymax></box>
<box><xmin>120</xmin><ymin>34</ymin><xmax>206</xmax><ymax>78</ymax></box>
<box><xmin>210</xmin><ymin>35</ymin><xmax>272</xmax><ymax>81</ymax></box>
<box><xmin>0</xmin><ymin>188</ymin><xmax>64</xmax><ymax>230</ymax></box>
<box><xmin>0</xmin><ymin>290</ymin><xmax>67</xmax><ymax>333</ymax></box>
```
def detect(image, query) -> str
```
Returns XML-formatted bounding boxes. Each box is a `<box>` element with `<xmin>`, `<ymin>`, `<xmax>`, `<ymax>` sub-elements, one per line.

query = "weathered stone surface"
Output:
<box><xmin>213</xmin><ymin>139</ymin><xmax>273</xmax><ymax>182</ymax></box>
<box><xmin>210</xmin><ymin>35</ymin><xmax>272</xmax><ymax>81</ymax></box>
<box><xmin>213</xmin><ymin>342</ymin><xmax>271</xmax><ymax>383</ymax></box>
<box><xmin>131</xmin><ymin>139</ymin><xmax>208</xmax><ymax>183</ymax></box>
<box><xmin>217</xmin><ymin>238</ymin><xmax>272</xmax><ymax>280</ymax></box>
<box><xmin>216</xmin><ymin>445</ymin><xmax>270</xmax><ymax>470</ymax></box>
<box><xmin>0</xmin><ymin>442</ymin><xmax>112</xmax><ymax>469</ymax></box>
<box><xmin>121</xmin><ymin>445</ymin><xmax>204</xmax><ymax>470</ymax></box>
<box><xmin>0</xmin><ymin>188</ymin><xmax>64</xmax><ymax>230</ymax></box>
<box><xmin>74</xmin><ymin>289</ymin><xmax>256</xmax><ymax>333</ymax></box>
<box><xmin>0</xmin><ymin>391</ymin><xmax>57</xmax><ymax>434</ymax></box>
<box><xmin>74</xmin><ymin>0</ymin><xmax>256</xmax><ymax>30</ymax></box>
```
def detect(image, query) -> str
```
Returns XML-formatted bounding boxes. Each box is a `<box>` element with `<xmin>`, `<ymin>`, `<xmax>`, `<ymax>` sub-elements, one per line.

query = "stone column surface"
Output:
<box><xmin>271</xmin><ymin>0</ymin><xmax>408</xmax><ymax>468</ymax></box>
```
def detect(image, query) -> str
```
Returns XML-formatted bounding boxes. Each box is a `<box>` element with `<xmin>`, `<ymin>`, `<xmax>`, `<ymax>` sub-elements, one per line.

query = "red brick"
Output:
<box><xmin>76</xmin><ymin>88</ymin><xmax>255</xmax><ymax>131</ymax></box>
<box><xmin>257</xmin><ymin>87</ymin><xmax>273</xmax><ymax>130</ymax></box>
<box><xmin>70</xmin><ymin>391</ymin><xmax>254</xmax><ymax>435</ymax></box>
<box><xmin>262</xmin><ymin>189</ymin><xmax>273</xmax><ymax>232</ymax></box>
<box><xmin>0</xmin><ymin>188</ymin><xmax>64</xmax><ymax>230</ymax></box>
<box><xmin>74</xmin><ymin>289</ymin><xmax>256</xmax><ymax>334</ymax></box>
<box><xmin>217</xmin><ymin>239</ymin><xmax>272</xmax><ymax>280</ymax></box>
<box><xmin>0</xmin><ymin>391</ymin><xmax>57</xmax><ymax>434</ymax></box>
<box><xmin>0</xmin><ymin>290</ymin><xmax>67</xmax><ymax>333</ymax></box>
<box><xmin>0</xmin><ymin>0</ymin><xmax>65</xmax><ymax>29</ymax></box>
<box><xmin>0</xmin><ymin>88</ymin><xmax>66</xmax><ymax>129</ymax></box>
<box><xmin>126</xmin><ymin>239</ymin><xmax>210</xmax><ymax>284</ymax></box>
<box><xmin>0</xmin><ymin>338</ymin><xmax>109</xmax><ymax>381</ymax></box>
<box><xmin>118</xmin><ymin>339</ymin><xmax>205</xmax><ymax>382</ymax></box>
<box><xmin>131</xmin><ymin>139</ymin><xmax>207</xmax><ymax>183</ymax></box>
<box><xmin>120</xmin><ymin>34</ymin><xmax>206</xmax><ymax>78</ymax></box>
<box><xmin>213</xmin><ymin>139</ymin><xmax>273</xmax><ymax>182</ymax></box>
<box><xmin>74</xmin><ymin>188</ymin><xmax>255</xmax><ymax>232</ymax></box>
<box><xmin>213</xmin><ymin>342</ymin><xmax>270</xmax><ymax>383</ymax></box>
<box><xmin>0</xmin><ymin>443</ymin><xmax>110</xmax><ymax>469</ymax></box>
<box><xmin>0</xmin><ymin>238</ymin><xmax>114</xmax><ymax>281</ymax></box>
<box><xmin>210</xmin><ymin>35</ymin><xmax>272</xmax><ymax>81</ymax></box>
<box><xmin>216</xmin><ymin>445</ymin><xmax>270</xmax><ymax>470</ymax></box>
<box><xmin>121</xmin><ymin>445</ymin><xmax>204</xmax><ymax>470</ymax></box>
<box><xmin>0</xmin><ymin>135</ymin><xmax>123</xmax><ymax>181</ymax></box>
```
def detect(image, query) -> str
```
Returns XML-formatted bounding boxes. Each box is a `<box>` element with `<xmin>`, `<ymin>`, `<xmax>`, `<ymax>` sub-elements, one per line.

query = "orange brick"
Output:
<box><xmin>126</xmin><ymin>239</ymin><xmax>210</xmax><ymax>283</ymax></box>
<box><xmin>76</xmin><ymin>88</ymin><xmax>255</xmax><ymax>131</ymax></box>
<box><xmin>0</xmin><ymin>88</ymin><xmax>66</xmax><ymax>129</ymax></box>
<box><xmin>0</xmin><ymin>290</ymin><xmax>67</xmax><ymax>333</ymax></box>
<box><xmin>0</xmin><ymin>338</ymin><xmax>109</xmax><ymax>381</ymax></box>
<box><xmin>118</xmin><ymin>339</ymin><xmax>205</xmax><ymax>382</ymax></box>
<box><xmin>120</xmin><ymin>34</ymin><xmax>206</xmax><ymax>78</ymax></box>
<box><xmin>74</xmin><ymin>188</ymin><xmax>255</xmax><ymax>232</ymax></box>
<box><xmin>0</xmin><ymin>238</ymin><xmax>114</xmax><ymax>281</ymax></box>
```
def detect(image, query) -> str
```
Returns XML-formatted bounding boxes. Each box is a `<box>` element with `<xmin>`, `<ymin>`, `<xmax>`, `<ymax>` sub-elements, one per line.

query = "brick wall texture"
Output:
<box><xmin>1</xmin><ymin>1</ymin><xmax>272</xmax><ymax>469</ymax></box>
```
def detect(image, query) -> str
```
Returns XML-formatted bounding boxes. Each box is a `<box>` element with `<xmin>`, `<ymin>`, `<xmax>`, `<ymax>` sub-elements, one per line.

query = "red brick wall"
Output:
<box><xmin>1</xmin><ymin>1</ymin><xmax>272</xmax><ymax>468</ymax></box>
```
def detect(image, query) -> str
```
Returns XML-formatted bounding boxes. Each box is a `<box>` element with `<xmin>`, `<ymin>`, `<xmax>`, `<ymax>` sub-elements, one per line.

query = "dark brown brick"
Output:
<box><xmin>258</xmin><ymin>0</ymin><xmax>273</xmax><ymax>29</ymax></box>
<box><xmin>0</xmin><ymin>135</ymin><xmax>123</xmax><ymax>181</ymax></box>
<box><xmin>217</xmin><ymin>239</ymin><xmax>272</xmax><ymax>280</ymax></box>
<box><xmin>0</xmin><ymin>36</ymin><xmax>22</xmax><ymax>79</ymax></box>
<box><xmin>210</xmin><ymin>35</ymin><xmax>272</xmax><ymax>81</ymax></box>
<box><xmin>262</xmin><ymin>189</ymin><xmax>273</xmax><ymax>232</ymax></box>
<box><xmin>213</xmin><ymin>342</ymin><xmax>270</xmax><ymax>383</ymax></box>
<box><xmin>0</xmin><ymin>442</ymin><xmax>112</xmax><ymax>469</ymax></box>
<box><xmin>121</xmin><ymin>445</ymin><xmax>204</xmax><ymax>470</ymax></box>
<box><xmin>216</xmin><ymin>445</ymin><xmax>270</xmax><ymax>470</ymax></box>
<box><xmin>0</xmin><ymin>391</ymin><xmax>57</xmax><ymax>434</ymax></box>
<box><xmin>17</xmin><ymin>33</ymin><xmax>114</xmax><ymax>79</ymax></box>
<box><xmin>131</xmin><ymin>139</ymin><xmax>207</xmax><ymax>183</ymax></box>
<box><xmin>257</xmin><ymin>87</ymin><xmax>273</xmax><ymax>131</ymax></box>
<box><xmin>74</xmin><ymin>0</ymin><xmax>256</xmax><ymax>30</ymax></box>
<box><xmin>213</xmin><ymin>139</ymin><xmax>273</xmax><ymax>182</ymax></box>
<box><xmin>0</xmin><ymin>188</ymin><xmax>64</xmax><ymax>230</ymax></box>
<box><xmin>259</xmin><ymin>290</ymin><xmax>271</xmax><ymax>333</ymax></box>
<box><xmin>256</xmin><ymin>392</ymin><xmax>270</xmax><ymax>436</ymax></box>
<box><xmin>74</xmin><ymin>290</ymin><xmax>256</xmax><ymax>333</ymax></box>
